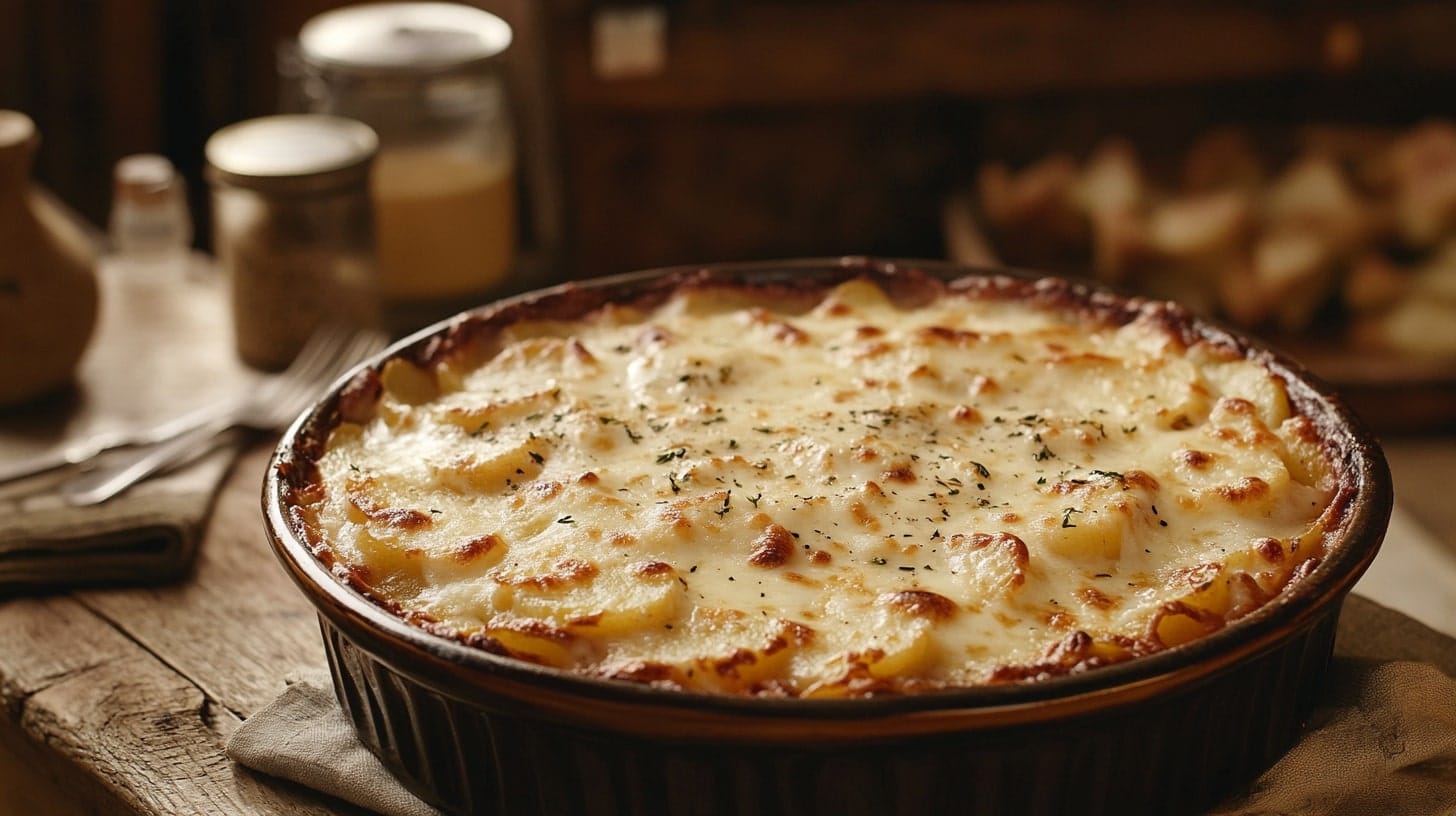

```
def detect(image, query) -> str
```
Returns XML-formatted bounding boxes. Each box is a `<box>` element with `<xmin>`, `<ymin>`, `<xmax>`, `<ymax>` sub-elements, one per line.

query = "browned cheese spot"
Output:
<box><xmin>952</xmin><ymin>531</ymin><xmax>1031</xmax><ymax>571</ymax></box>
<box><xmin>1076</xmin><ymin>586</ymin><xmax>1117</xmax><ymax>610</ymax></box>
<box><xmin>914</xmin><ymin>325</ymin><xmax>986</xmax><ymax>346</ymax></box>
<box><xmin>706</xmin><ymin>648</ymin><xmax>760</xmax><ymax>678</ymax></box>
<box><xmin>748</xmin><ymin>523</ymin><xmax>795</xmax><ymax>568</ymax></box>
<box><xmin>1178</xmin><ymin>449</ymin><xmax>1216</xmax><ymax>470</ymax></box>
<box><xmin>659</xmin><ymin>506</ymin><xmax>693</xmax><ymax>532</ymax></box>
<box><xmin>599</xmin><ymin>660</ymin><xmax>679</xmax><ymax>686</ymax></box>
<box><xmin>1169</xmin><ymin>561</ymin><xmax>1221</xmax><ymax>592</ymax></box>
<box><xmin>348</xmin><ymin>495</ymin><xmax>433</xmax><ymax>530</ymax></box>
<box><xmin>629</xmin><ymin>560</ymin><xmax>675</xmax><ymax>579</ymax></box>
<box><xmin>491</xmin><ymin>617</ymin><xmax>576</xmax><ymax>644</ymax></box>
<box><xmin>882</xmin><ymin>464</ymin><xmax>917</xmax><ymax>483</ymax></box>
<box><xmin>808</xmin><ymin>549</ymin><xmax>832</xmax><ymax>566</ymax></box>
<box><xmin>850</xmin><ymin>500</ymin><xmax>881</xmax><ymax>531</ymax></box>
<box><xmin>743</xmin><ymin>308</ymin><xmax>808</xmax><ymax>345</ymax></box>
<box><xmin>528</xmin><ymin>480</ymin><xmax>564</xmax><ymax>500</ymax></box>
<box><xmin>1218</xmin><ymin>397</ymin><xmax>1257</xmax><ymax>416</ymax></box>
<box><xmin>609</xmin><ymin>531</ymin><xmax>639</xmax><ymax>547</ymax></box>
<box><xmin>577</xmin><ymin>471</ymin><xmax>600</xmax><ymax>485</ymax></box>
<box><xmin>781</xmin><ymin>620</ymin><xmax>816</xmax><ymax>646</ymax></box>
<box><xmin>854</xmin><ymin>325</ymin><xmax>885</xmax><ymax>339</ymax></box>
<box><xmin>1045</xmin><ymin>610</ymin><xmax>1076</xmax><ymax>630</ymax></box>
<box><xmin>854</xmin><ymin>341</ymin><xmax>894</xmax><ymax>359</ymax></box>
<box><xmin>950</xmin><ymin>404</ymin><xmax>983</xmax><ymax>424</ymax></box>
<box><xmin>1285</xmin><ymin>415</ymin><xmax>1320</xmax><ymax>444</ymax></box>
<box><xmin>1253</xmin><ymin>537</ymin><xmax>1285</xmax><ymax>563</ymax></box>
<box><xmin>1123</xmin><ymin>470</ymin><xmax>1161</xmax><ymax>491</ymax></box>
<box><xmin>908</xmin><ymin>364</ymin><xmax>939</xmax><ymax>381</ymax></box>
<box><xmin>968</xmin><ymin>375</ymin><xmax>998</xmax><ymax>396</ymax></box>
<box><xmin>491</xmin><ymin>558</ymin><xmax>599</xmax><ymax>590</ymax></box>
<box><xmin>1044</xmin><ymin>347</ymin><xmax>1117</xmax><ymax>365</ymax></box>
<box><xmin>338</xmin><ymin>562</ymin><xmax>373</xmax><ymax>587</ymax></box>
<box><xmin>853</xmin><ymin>445</ymin><xmax>880</xmax><ymax>463</ymax></box>
<box><xmin>878</xmin><ymin>590</ymin><xmax>958</xmax><ymax>621</ymax></box>
<box><xmin>1216</xmin><ymin>476</ymin><xmax>1270</xmax><ymax>503</ymax></box>
<box><xmin>453</xmin><ymin>533</ymin><xmax>502</xmax><ymax>564</ymax></box>
<box><xmin>567</xmin><ymin>338</ymin><xmax>597</xmax><ymax>363</ymax></box>
<box><xmin>1212</xmin><ymin>425</ymin><xmax>1280</xmax><ymax>449</ymax></box>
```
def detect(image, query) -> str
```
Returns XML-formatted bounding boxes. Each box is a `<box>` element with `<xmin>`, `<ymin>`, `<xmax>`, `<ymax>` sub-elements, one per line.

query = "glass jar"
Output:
<box><xmin>205</xmin><ymin>115</ymin><xmax>379</xmax><ymax>370</ymax></box>
<box><xmin>292</xmin><ymin>2</ymin><xmax>517</xmax><ymax>335</ymax></box>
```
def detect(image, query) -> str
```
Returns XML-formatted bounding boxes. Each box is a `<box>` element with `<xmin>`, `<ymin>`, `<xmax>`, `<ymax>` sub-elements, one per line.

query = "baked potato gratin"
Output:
<box><xmin>281</xmin><ymin>270</ymin><xmax>1344</xmax><ymax>697</ymax></box>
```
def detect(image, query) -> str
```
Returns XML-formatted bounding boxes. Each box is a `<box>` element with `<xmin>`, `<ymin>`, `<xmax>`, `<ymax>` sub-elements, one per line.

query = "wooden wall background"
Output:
<box><xmin>3</xmin><ymin>0</ymin><xmax>1455</xmax><ymax>282</ymax></box>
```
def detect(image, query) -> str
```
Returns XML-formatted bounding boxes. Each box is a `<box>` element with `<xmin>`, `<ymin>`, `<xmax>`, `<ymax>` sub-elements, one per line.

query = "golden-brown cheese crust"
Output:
<box><xmin>280</xmin><ymin>267</ymin><xmax>1349</xmax><ymax>698</ymax></box>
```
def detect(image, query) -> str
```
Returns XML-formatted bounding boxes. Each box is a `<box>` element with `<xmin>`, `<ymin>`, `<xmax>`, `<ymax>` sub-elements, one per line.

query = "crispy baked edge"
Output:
<box><xmin>273</xmin><ymin>260</ymin><xmax>1363</xmax><ymax>694</ymax></box>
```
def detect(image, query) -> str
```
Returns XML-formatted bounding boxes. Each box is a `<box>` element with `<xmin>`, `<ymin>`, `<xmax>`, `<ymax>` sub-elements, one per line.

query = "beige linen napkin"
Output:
<box><xmin>227</xmin><ymin>672</ymin><xmax>446</xmax><ymax>816</ymax></box>
<box><xmin>0</xmin><ymin>259</ymin><xmax>252</xmax><ymax>591</ymax></box>
<box><xmin>228</xmin><ymin>594</ymin><xmax>1456</xmax><ymax>816</ymax></box>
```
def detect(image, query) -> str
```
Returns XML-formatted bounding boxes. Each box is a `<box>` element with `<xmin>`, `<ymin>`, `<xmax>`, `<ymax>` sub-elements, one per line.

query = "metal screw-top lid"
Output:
<box><xmin>114</xmin><ymin>154</ymin><xmax>185</xmax><ymax>207</ymax></box>
<box><xmin>298</xmin><ymin>2</ymin><xmax>512</xmax><ymax>76</ymax></box>
<box><xmin>0</xmin><ymin>110</ymin><xmax>38</xmax><ymax>179</ymax></box>
<box><xmin>205</xmin><ymin>115</ymin><xmax>378</xmax><ymax>194</ymax></box>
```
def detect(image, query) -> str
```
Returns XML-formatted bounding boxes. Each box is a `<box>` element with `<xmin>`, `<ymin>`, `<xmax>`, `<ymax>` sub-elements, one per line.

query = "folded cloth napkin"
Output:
<box><xmin>228</xmin><ymin>594</ymin><xmax>1456</xmax><ymax>816</ymax></box>
<box><xmin>0</xmin><ymin>259</ymin><xmax>252</xmax><ymax>592</ymax></box>
<box><xmin>0</xmin><ymin>443</ymin><xmax>237</xmax><ymax>589</ymax></box>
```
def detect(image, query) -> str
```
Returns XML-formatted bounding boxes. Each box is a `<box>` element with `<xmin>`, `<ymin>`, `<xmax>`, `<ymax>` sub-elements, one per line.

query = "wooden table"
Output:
<box><xmin>0</xmin><ymin>441</ymin><xmax>364</xmax><ymax>816</ymax></box>
<box><xmin>1</xmin><ymin>435</ymin><xmax>1453</xmax><ymax>816</ymax></box>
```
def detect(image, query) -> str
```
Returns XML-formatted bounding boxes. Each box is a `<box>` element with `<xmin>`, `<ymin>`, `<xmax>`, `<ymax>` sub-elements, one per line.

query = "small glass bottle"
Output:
<box><xmin>108</xmin><ymin>153</ymin><xmax>193</xmax><ymax>282</ymax></box>
<box><xmin>204</xmin><ymin>114</ymin><xmax>379</xmax><ymax>370</ymax></box>
<box><xmin>291</xmin><ymin>2</ymin><xmax>517</xmax><ymax>335</ymax></box>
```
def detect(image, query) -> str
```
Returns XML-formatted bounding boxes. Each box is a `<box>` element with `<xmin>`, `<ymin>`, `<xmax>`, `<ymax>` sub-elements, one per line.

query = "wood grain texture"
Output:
<box><xmin>77</xmin><ymin>444</ymin><xmax>329</xmax><ymax>717</ymax></box>
<box><xmin>0</xmin><ymin>442</ymin><xmax>362</xmax><ymax>815</ymax></box>
<box><xmin>558</xmin><ymin>1</ymin><xmax>1456</xmax><ymax>112</ymax></box>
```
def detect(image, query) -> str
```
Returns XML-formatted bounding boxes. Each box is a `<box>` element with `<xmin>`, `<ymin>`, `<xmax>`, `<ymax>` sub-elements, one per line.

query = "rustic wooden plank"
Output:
<box><xmin>0</xmin><ymin>440</ymin><xmax>365</xmax><ymax>815</ymax></box>
<box><xmin>76</xmin><ymin>443</ymin><xmax>330</xmax><ymax>717</ymax></box>
<box><xmin>0</xmin><ymin>718</ymin><xmax>120</xmax><ymax>816</ymax></box>
<box><xmin>0</xmin><ymin>591</ymin><xmax>357</xmax><ymax>815</ymax></box>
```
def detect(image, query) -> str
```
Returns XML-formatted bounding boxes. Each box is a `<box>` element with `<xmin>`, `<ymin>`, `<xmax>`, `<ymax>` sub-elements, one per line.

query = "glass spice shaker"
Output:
<box><xmin>291</xmin><ymin>2</ymin><xmax>517</xmax><ymax>336</ymax></box>
<box><xmin>108</xmin><ymin>153</ymin><xmax>194</xmax><ymax>282</ymax></box>
<box><xmin>204</xmin><ymin>114</ymin><xmax>379</xmax><ymax>370</ymax></box>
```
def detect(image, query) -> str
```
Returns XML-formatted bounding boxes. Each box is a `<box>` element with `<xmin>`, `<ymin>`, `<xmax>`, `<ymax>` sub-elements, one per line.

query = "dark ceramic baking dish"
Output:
<box><xmin>263</xmin><ymin>257</ymin><xmax>1392</xmax><ymax>816</ymax></box>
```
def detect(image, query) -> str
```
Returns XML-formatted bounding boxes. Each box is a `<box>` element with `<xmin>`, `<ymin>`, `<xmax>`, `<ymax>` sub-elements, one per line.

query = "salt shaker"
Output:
<box><xmin>204</xmin><ymin>114</ymin><xmax>379</xmax><ymax>370</ymax></box>
<box><xmin>108</xmin><ymin>153</ymin><xmax>193</xmax><ymax>281</ymax></box>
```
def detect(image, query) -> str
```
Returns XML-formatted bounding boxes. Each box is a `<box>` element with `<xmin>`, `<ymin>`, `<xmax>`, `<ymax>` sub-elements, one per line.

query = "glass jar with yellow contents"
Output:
<box><xmin>292</xmin><ymin>2</ymin><xmax>516</xmax><ymax>336</ymax></box>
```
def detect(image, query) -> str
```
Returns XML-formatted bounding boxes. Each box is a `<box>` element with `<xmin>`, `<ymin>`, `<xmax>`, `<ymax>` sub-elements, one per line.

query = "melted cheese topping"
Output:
<box><xmin>301</xmin><ymin>278</ymin><xmax>1335</xmax><ymax>696</ymax></box>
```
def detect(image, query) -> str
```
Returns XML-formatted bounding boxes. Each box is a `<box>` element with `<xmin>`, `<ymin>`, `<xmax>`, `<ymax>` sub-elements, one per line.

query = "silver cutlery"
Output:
<box><xmin>57</xmin><ymin>324</ymin><xmax>386</xmax><ymax>506</ymax></box>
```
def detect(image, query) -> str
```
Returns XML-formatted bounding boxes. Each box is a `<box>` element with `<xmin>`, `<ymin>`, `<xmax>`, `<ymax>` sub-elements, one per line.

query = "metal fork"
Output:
<box><xmin>58</xmin><ymin>324</ymin><xmax>387</xmax><ymax>506</ymax></box>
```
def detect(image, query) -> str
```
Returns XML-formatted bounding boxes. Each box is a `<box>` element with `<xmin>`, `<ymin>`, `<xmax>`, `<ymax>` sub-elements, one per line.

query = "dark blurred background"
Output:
<box><xmin>6</xmin><ymin>0</ymin><xmax>1456</xmax><ymax>281</ymax></box>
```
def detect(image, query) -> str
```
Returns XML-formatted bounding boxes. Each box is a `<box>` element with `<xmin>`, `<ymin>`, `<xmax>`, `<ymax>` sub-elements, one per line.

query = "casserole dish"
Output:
<box><xmin>264</xmin><ymin>257</ymin><xmax>1391</xmax><ymax>815</ymax></box>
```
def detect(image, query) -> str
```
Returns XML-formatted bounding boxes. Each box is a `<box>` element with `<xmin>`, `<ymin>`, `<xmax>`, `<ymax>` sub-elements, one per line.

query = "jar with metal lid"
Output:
<box><xmin>205</xmin><ymin>114</ymin><xmax>378</xmax><ymax>371</ymax></box>
<box><xmin>290</xmin><ymin>2</ymin><xmax>516</xmax><ymax>335</ymax></box>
